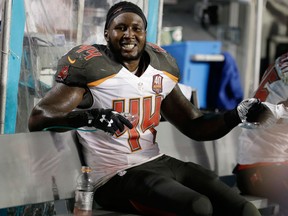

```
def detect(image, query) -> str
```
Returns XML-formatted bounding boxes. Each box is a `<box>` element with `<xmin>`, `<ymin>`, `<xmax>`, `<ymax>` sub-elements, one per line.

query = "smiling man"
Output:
<box><xmin>28</xmin><ymin>1</ymin><xmax>269</xmax><ymax>215</ymax></box>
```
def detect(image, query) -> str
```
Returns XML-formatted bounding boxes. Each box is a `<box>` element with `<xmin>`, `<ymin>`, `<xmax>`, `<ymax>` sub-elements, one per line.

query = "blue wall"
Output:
<box><xmin>4</xmin><ymin>0</ymin><xmax>26</xmax><ymax>134</ymax></box>
<box><xmin>147</xmin><ymin>0</ymin><xmax>160</xmax><ymax>43</ymax></box>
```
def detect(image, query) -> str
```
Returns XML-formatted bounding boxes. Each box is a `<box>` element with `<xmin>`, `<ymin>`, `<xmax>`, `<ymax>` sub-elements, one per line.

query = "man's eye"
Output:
<box><xmin>116</xmin><ymin>26</ymin><xmax>126</xmax><ymax>31</ymax></box>
<box><xmin>133</xmin><ymin>27</ymin><xmax>143</xmax><ymax>32</ymax></box>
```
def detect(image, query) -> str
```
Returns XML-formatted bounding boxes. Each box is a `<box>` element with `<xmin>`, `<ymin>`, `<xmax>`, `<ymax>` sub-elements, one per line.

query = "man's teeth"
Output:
<box><xmin>123</xmin><ymin>44</ymin><xmax>134</xmax><ymax>49</ymax></box>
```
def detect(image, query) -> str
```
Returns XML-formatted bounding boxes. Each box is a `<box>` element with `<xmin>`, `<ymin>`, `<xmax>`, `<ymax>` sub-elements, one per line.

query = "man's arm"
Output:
<box><xmin>161</xmin><ymin>84</ymin><xmax>240</xmax><ymax>141</ymax></box>
<box><xmin>28</xmin><ymin>83</ymin><xmax>86</xmax><ymax>132</ymax></box>
<box><xmin>161</xmin><ymin>84</ymin><xmax>271</xmax><ymax>141</ymax></box>
<box><xmin>29</xmin><ymin>82</ymin><xmax>133</xmax><ymax>133</ymax></box>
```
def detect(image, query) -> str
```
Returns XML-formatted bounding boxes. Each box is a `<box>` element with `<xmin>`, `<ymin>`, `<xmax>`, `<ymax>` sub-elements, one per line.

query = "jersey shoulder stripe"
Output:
<box><xmin>87</xmin><ymin>74</ymin><xmax>117</xmax><ymax>87</ymax></box>
<box><xmin>163</xmin><ymin>71</ymin><xmax>178</xmax><ymax>83</ymax></box>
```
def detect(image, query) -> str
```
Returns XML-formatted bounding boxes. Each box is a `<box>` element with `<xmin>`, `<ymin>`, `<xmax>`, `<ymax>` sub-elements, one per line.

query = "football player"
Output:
<box><xmin>234</xmin><ymin>52</ymin><xmax>288</xmax><ymax>215</ymax></box>
<box><xmin>29</xmin><ymin>1</ymin><xmax>269</xmax><ymax>215</ymax></box>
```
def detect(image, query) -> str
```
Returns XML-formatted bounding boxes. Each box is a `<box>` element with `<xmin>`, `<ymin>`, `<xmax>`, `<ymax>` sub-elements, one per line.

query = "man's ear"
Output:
<box><xmin>104</xmin><ymin>30</ymin><xmax>109</xmax><ymax>42</ymax></box>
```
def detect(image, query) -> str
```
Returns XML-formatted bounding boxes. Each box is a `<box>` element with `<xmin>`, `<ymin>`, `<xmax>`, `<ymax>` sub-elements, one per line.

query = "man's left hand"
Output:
<box><xmin>237</xmin><ymin>98</ymin><xmax>275</xmax><ymax>128</ymax></box>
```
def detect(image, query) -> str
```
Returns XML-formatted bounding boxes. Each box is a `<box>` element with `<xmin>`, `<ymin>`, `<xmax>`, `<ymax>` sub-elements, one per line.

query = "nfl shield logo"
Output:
<box><xmin>152</xmin><ymin>74</ymin><xmax>163</xmax><ymax>94</ymax></box>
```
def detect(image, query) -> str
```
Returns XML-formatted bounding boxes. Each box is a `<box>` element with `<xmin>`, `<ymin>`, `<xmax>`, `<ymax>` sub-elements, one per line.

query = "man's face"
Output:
<box><xmin>104</xmin><ymin>12</ymin><xmax>147</xmax><ymax>62</ymax></box>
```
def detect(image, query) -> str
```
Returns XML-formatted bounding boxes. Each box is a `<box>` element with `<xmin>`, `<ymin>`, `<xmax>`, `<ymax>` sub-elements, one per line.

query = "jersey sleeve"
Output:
<box><xmin>146</xmin><ymin>43</ymin><xmax>180</xmax><ymax>82</ymax></box>
<box><xmin>55</xmin><ymin>45</ymin><xmax>121</xmax><ymax>87</ymax></box>
<box><xmin>254</xmin><ymin>53</ymin><xmax>288</xmax><ymax>103</ymax></box>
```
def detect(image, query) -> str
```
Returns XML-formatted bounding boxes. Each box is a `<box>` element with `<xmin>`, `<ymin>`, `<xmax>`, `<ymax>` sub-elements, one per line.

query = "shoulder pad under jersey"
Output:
<box><xmin>146</xmin><ymin>43</ymin><xmax>180</xmax><ymax>82</ymax></box>
<box><xmin>55</xmin><ymin>44</ymin><xmax>122</xmax><ymax>87</ymax></box>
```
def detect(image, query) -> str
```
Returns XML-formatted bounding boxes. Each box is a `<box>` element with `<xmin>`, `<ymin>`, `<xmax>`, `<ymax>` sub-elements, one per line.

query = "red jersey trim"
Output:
<box><xmin>237</xmin><ymin>161</ymin><xmax>288</xmax><ymax>170</ymax></box>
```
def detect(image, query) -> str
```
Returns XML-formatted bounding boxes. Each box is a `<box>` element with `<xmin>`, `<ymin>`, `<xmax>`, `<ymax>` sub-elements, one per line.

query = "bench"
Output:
<box><xmin>0</xmin><ymin>127</ymin><xmax>279</xmax><ymax>215</ymax></box>
<box><xmin>0</xmin><ymin>131</ymin><xmax>81</xmax><ymax>214</ymax></box>
<box><xmin>0</xmin><ymin>130</ymin><xmax>142</xmax><ymax>215</ymax></box>
<box><xmin>220</xmin><ymin>175</ymin><xmax>279</xmax><ymax>216</ymax></box>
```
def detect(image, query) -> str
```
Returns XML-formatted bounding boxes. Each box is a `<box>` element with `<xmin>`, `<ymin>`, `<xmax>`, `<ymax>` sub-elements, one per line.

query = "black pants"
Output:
<box><xmin>234</xmin><ymin>164</ymin><xmax>288</xmax><ymax>215</ymax></box>
<box><xmin>95</xmin><ymin>155</ymin><xmax>260</xmax><ymax>216</ymax></box>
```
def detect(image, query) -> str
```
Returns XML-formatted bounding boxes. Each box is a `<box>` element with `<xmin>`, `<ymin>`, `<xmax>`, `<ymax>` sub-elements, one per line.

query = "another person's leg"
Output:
<box><xmin>235</xmin><ymin>165</ymin><xmax>288</xmax><ymax>215</ymax></box>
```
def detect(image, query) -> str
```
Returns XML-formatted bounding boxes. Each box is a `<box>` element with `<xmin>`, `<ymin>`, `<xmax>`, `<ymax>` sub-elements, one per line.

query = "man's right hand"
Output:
<box><xmin>87</xmin><ymin>109</ymin><xmax>133</xmax><ymax>135</ymax></box>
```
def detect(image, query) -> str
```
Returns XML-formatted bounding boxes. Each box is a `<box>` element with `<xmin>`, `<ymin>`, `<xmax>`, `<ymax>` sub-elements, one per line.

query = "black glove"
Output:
<box><xmin>234</xmin><ymin>98</ymin><xmax>275</xmax><ymax>129</ymax></box>
<box><xmin>237</xmin><ymin>98</ymin><xmax>269</xmax><ymax>123</ymax></box>
<box><xmin>245</xmin><ymin>101</ymin><xmax>269</xmax><ymax>123</ymax></box>
<box><xmin>224</xmin><ymin>98</ymin><xmax>270</xmax><ymax>129</ymax></box>
<box><xmin>87</xmin><ymin>109</ymin><xmax>133</xmax><ymax>135</ymax></box>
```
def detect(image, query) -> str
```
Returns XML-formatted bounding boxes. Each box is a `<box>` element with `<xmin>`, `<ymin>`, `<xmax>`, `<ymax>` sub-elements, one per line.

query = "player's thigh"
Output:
<box><xmin>166</xmin><ymin>156</ymin><xmax>218</xmax><ymax>186</ymax></box>
<box><xmin>167</xmin><ymin>157</ymin><xmax>250</xmax><ymax>212</ymax></box>
<box><xmin>122</xmin><ymin>168</ymin><xmax>213</xmax><ymax>215</ymax></box>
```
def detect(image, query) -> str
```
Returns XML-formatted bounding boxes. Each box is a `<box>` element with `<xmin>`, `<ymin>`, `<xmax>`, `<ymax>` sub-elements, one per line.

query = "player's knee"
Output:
<box><xmin>240</xmin><ymin>201</ymin><xmax>261</xmax><ymax>216</ymax></box>
<box><xmin>188</xmin><ymin>195</ymin><xmax>213</xmax><ymax>216</ymax></box>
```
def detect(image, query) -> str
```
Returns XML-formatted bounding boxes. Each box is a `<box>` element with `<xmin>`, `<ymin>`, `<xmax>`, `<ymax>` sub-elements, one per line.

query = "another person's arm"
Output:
<box><xmin>250</xmin><ymin>52</ymin><xmax>288</xmax><ymax>127</ymax></box>
<box><xmin>262</xmin><ymin>101</ymin><xmax>288</xmax><ymax>121</ymax></box>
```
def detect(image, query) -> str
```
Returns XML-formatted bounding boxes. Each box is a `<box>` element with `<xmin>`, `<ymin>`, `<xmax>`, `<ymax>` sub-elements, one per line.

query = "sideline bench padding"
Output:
<box><xmin>0</xmin><ymin>131</ymin><xmax>82</xmax><ymax>209</ymax></box>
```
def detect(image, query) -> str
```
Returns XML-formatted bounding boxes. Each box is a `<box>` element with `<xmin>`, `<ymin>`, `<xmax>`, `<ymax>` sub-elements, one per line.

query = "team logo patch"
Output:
<box><xmin>57</xmin><ymin>65</ymin><xmax>69</xmax><ymax>81</ymax></box>
<box><xmin>152</xmin><ymin>74</ymin><xmax>163</xmax><ymax>94</ymax></box>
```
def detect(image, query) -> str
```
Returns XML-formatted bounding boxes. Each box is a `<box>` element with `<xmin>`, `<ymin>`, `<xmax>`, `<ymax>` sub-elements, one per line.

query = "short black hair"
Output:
<box><xmin>104</xmin><ymin>1</ymin><xmax>147</xmax><ymax>30</ymax></box>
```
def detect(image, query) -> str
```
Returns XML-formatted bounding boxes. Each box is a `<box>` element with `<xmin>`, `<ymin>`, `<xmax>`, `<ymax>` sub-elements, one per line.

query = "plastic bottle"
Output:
<box><xmin>120</xmin><ymin>112</ymin><xmax>139</xmax><ymax>128</ymax></box>
<box><xmin>73</xmin><ymin>166</ymin><xmax>94</xmax><ymax>216</ymax></box>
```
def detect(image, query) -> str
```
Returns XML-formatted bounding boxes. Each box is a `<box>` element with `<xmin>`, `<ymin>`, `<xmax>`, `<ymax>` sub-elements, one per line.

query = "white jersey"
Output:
<box><xmin>238</xmin><ymin>56</ymin><xmax>288</xmax><ymax>164</ymax></box>
<box><xmin>55</xmin><ymin>43</ymin><xmax>179</xmax><ymax>187</ymax></box>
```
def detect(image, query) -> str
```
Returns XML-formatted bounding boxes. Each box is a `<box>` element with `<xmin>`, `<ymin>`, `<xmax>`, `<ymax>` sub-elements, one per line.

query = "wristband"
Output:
<box><xmin>86</xmin><ymin>110</ymin><xmax>95</xmax><ymax>126</ymax></box>
<box><xmin>66</xmin><ymin>109</ymin><xmax>99</xmax><ymax>127</ymax></box>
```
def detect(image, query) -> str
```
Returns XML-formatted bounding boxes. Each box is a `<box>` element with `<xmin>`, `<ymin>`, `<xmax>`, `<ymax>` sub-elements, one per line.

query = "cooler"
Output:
<box><xmin>162</xmin><ymin>41</ymin><xmax>222</xmax><ymax>109</ymax></box>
